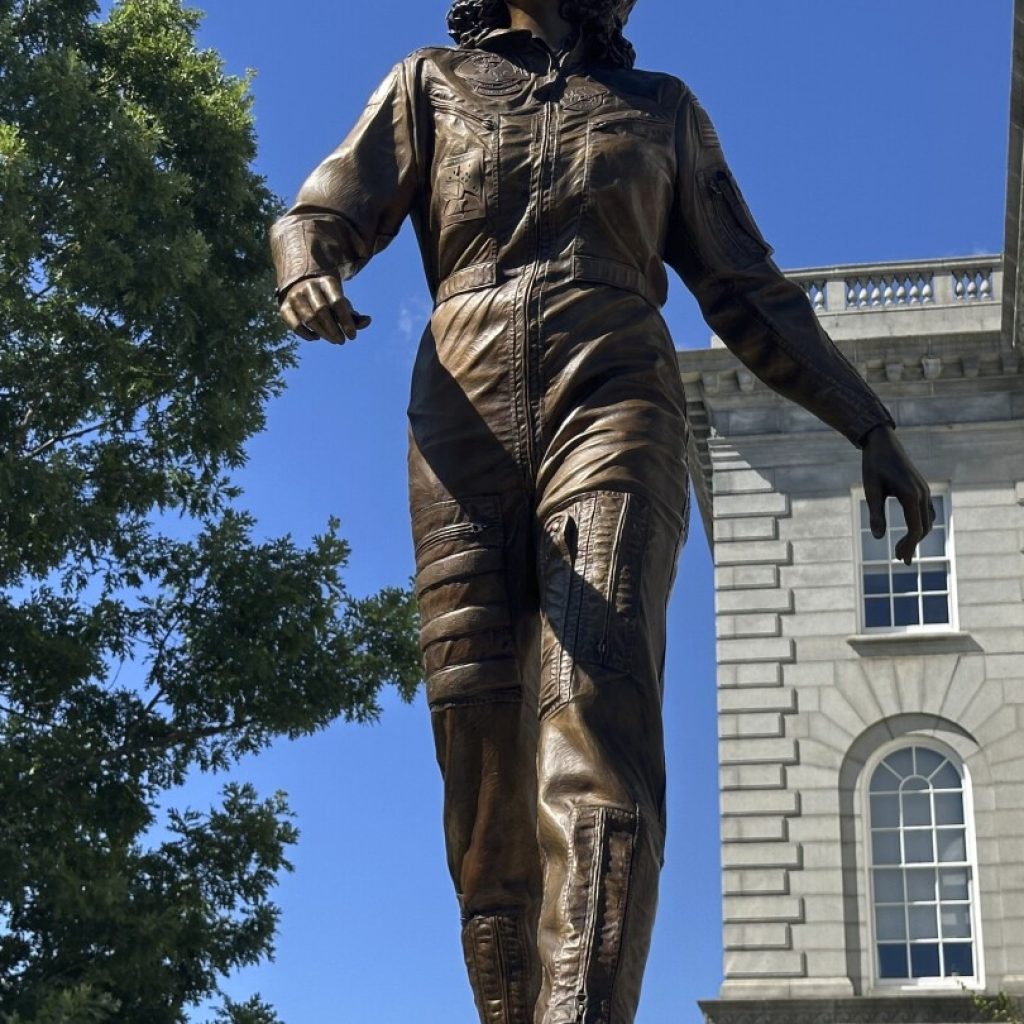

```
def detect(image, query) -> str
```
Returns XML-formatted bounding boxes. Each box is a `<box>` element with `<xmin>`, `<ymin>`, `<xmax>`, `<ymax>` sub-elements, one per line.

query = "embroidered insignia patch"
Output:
<box><xmin>438</xmin><ymin>150</ymin><xmax>486</xmax><ymax>224</ymax></box>
<box><xmin>454</xmin><ymin>53</ymin><xmax>529</xmax><ymax>97</ymax></box>
<box><xmin>563</xmin><ymin>81</ymin><xmax>609</xmax><ymax>113</ymax></box>
<box><xmin>694</xmin><ymin>101</ymin><xmax>722</xmax><ymax>152</ymax></box>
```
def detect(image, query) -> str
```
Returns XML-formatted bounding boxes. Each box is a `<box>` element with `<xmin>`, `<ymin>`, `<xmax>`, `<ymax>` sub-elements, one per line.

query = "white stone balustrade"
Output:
<box><xmin>804</xmin><ymin>279</ymin><xmax>828</xmax><ymax>311</ymax></box>
<box><xmin>710</xmin><ymin>255</ymin><xmax>1003</xmax><ymax>348</ymax></box>
<box><xmin>787</xmin><ymin>256</ymin><xmax>1000</xmax><ymax>313</ymax></box>
<box><xmin>845</xmin><ymin>271</ymin><xmax>933</xmax><ymax>308</ymax></box>
<box><xmin>953</xmin><ymin>266</ymin><xmax>995</xmax><ymax>302</ymax></box>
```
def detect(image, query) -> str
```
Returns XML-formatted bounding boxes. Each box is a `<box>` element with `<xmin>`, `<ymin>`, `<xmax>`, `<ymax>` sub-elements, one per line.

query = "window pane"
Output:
<box><xmin>910</xmin><ymin>943</ymin><xmax>941</xmax><ymax>978</ymax></box>
<box><xmin>907</xmin><ymin>869</ymin><xmax>937</xmax><ymax>902</ymax></box>
<box><xmin>937</xmin><ymin>829</ymin><xmax>966</xmax><ymax>863</ymax></box>
<box><xmin>874</xmin><ymin>868</ymin><xmax>904</xmax><ymax>903</ymax></box>
<box><xmin>943</xmin><ymin>943</ymin><xmax>974</xmax><ymax>977</ymax></box>
<box><xmin>876</xmin><ymin>905</ymin><xmax>906</xmax><ymax>941</ymax></box>
<box><xmin>873</xmin><ymin>831</ymin><xmax>901</xmax><ymax>865</ymax></box>
<box><xmin>864</xmin><ymin>568</ymin><xmax>890</xmax><ymax>595</ymax></box>
<box><xmin>903</xmin><ymin>776</ymin><xmax>928</xmax><ymax>792</ymax></box>
<box><xmin>893</xmin><ymin>566</ymin><xmax>919</xmax><ymax>594</ymax></box>
<box><xmin>915</xmin><ymin>748</ymin><xmax>944</xmax><ymax>776</ymax></box>
<box><xmin>905</xmin><ymin>831</ymin><xmax>934</xmax><ymax>863</ymax></box>
<box><xmin>932</xmin><ymin>763</ymin><xmax>961</xmax><ymax>789</ymax></box>
<box><xmin>909</xmin><ymin>904</ymin><xmax>939</xmax><ymax>939</ymax></box>
<box><xmin>902</xmin><ymin>793</ymin><xmax>931</xmax><ymax>827</ymax></box>
<box><xmin>865</xmin><ymin>597</ymin><xmax>891</xmax><ymax>628</ymax></box>
<box><xmin>878</xmin><ymin>943</ymin><xmax>909</xmax><ymax>979</ymax></box>
<box><xmin>871</xmin><ymin>794</ymin><xmax>899</xmax><ymax>828</ymax></box>
<box><xmin>939</xmin><ymin>868</ymin><xmax>969</xmax><ymax>901</ymax></box>
<box><xmin>921</xmin><ymin>565</ymin><xmax>949</xmax><ymax>593</ymax></box>
<box><xmin>894</xmin><ymin>596</ymin><xmax>920</xmax><ymax>626</ymax></box>
<box><xmin>923</xmin><ymin>595</ymin><xmax>950</xmax><ymax>625</ymax></box>
<box><xmin>918</xmin><ymin>526</ymin><xmax>946</xmax><ymax>558</ymax></box>
<box><xmin>932</xmin><ymin>495</ymin><xmax>945</xmax><ymax>523</ymax></box>
<box><xmin>862</xmin><ymin>531</ymin><xmax>889</xmax><ymax>561</ymax></box>
<box><xmin>871</xmin><ymin>764</ymin><xmax>901</xmax><ymax>793</ymax></box>
<box><xmin>941</xmin><ymin>905</ymin><xmax>972</xmax><ymax>939</ymax></box>
<box><xmin>885</xmin><ymin>749</ymin><xmax>913</xmax><ymax>778</ymax></box>
<box><xmin>935</xmin><ymin>792</ymin><xmax>965</xmax><ymax>826</ymax></box>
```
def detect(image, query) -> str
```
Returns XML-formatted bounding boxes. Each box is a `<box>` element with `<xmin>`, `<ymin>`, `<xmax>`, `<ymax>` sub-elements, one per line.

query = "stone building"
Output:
<box><xmin>680</xmin><ymin>6</ymin><xmax>1024</xmax><ymax>1021</ymax></box>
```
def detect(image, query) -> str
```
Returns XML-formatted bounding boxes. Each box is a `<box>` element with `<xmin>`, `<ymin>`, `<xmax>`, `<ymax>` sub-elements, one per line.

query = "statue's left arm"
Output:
<box><xmin>663</xmin><ymin>86</ymin><xmax>934</xmax><ymax>562</ymax></box>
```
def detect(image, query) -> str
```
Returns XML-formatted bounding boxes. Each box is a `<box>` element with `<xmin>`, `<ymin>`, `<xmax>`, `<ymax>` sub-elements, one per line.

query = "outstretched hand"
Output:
<box><xmin>861</xmin><ymin>423</ymin><xmax>935</xmax><ymax>566</ymax></box>
<box><xmin>278</xmin><ymin>274</ymin><xmax>372</xmax><ymax>345</ymax></box>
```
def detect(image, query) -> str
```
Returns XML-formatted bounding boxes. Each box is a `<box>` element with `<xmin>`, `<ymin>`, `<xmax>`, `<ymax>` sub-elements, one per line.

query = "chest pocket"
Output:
<box><xmin>431</xmin><ymin>103</ymin><xmax>498</xmax><ymax>232</ymax></box>
<box><xmin>586</xmin><ymin>109</ymin><xmax>674</xmax><ymax>195</ymax></box>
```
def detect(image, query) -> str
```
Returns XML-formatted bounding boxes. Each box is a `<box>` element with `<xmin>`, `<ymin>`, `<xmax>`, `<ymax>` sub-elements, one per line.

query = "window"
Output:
<box><xmin>867</xmin><ymin>744</ymin><xmax>981</xmax><ymax>986</ymax></box>
<box><xmin>857</xmin><ymin>491</ymin><xmax>956</xmax><ymax>633</ymax></box>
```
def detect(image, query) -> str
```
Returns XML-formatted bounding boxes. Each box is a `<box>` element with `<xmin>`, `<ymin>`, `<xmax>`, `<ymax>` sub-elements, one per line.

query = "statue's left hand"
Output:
<box><xmin>861</xmin><ymin>423</ymin><xmax>935</xmax><ymax>566</ymax></box>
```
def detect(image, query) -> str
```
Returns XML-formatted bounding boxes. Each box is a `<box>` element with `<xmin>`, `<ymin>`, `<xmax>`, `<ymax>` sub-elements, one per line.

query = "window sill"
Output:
<box><xmin>846</xmin><ymin>630</ymin><xmax>981</xmax><ymax>656</ymax></box>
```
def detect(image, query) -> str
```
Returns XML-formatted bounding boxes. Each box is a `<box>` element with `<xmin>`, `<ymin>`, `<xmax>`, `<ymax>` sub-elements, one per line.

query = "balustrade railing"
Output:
<box><xmin>790</xmin><ymin>257</ymin><xmax>1000</xmax><ymax>314</ymax></box>
<box><xmin>846</xmin><ymin>272</ymin><xmax>933</xmax><ymax>309</ymax></box>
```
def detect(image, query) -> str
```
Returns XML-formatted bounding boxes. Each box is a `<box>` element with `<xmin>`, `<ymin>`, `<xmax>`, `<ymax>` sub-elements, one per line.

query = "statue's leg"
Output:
<box><xmin>532</xmin><ymin>491</ymin><xmax>684</xmax><ymax>1024</ymax></box>
<box><xmin>410</xmin><ymin>441</ymin><xmax>544</xmax><ymax>1023</ymax></box>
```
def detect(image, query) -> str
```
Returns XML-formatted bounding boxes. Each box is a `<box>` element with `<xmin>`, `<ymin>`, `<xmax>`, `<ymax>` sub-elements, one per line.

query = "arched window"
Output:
<box><xmin>867</xmin><ymin>743</ymin><xmax>981</xmax><ymax>986</ymax></box>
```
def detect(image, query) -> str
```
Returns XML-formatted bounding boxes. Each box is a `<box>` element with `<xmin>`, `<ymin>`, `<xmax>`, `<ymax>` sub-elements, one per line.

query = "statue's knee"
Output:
<box><xmin>414</xmin><ymin>493</ymin><xmax>518</xmax><ymax>708</ymax></box>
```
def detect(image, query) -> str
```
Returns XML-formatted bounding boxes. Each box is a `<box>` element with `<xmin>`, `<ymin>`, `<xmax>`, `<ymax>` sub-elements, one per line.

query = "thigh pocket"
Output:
<box><xmin>540</xmin><ymin>492</ymin><xmax>651</xmax><ymax>715</ymax></box>
<box><xmin>413</xmin><ymin>495</ymin><xmax>514</xmax><ymax>706</ymax></box>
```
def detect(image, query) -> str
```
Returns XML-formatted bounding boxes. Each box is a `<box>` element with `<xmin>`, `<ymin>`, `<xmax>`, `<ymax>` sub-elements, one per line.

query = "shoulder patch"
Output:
<box><xmin>693</xmin><ymin>100</ymin><xmax>722</xmax><ymax>152</ymax></box>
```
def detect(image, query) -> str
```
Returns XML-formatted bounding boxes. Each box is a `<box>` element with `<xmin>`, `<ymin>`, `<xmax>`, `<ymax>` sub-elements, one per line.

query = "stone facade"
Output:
<box><xmin>678</xmin><ymin>256</ymin><xmax>1024</xmax><ymax>1020</ymax></box>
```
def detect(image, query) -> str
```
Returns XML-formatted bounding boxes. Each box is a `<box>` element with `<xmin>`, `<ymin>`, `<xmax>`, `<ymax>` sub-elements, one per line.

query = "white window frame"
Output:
<box><xmin>861</xmin><ymin>737</ymin><xmax>985</xmax><ymax>993</ymax></box>
<box><xmin>850</xmin><ymin>482</ymin><xmax>960</xmax><ymax>635</ymax></box>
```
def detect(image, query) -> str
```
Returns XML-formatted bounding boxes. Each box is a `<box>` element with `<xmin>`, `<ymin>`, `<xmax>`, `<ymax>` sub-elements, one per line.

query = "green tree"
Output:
<box><xmin>0</xmin><ymin>1</ymin><xmax>421</xmax><ymax>1020</ymax></box>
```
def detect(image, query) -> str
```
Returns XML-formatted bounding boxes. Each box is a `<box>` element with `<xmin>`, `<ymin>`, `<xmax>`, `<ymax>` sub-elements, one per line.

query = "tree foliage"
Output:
<box><xmin>0</xmin><ymin>1</ymin><xmax>421</xmax><ymax>1020</ymax></box>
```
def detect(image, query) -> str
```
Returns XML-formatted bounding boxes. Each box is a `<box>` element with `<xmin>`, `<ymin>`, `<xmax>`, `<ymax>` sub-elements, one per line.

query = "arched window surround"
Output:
<box><xmin>860</xmin><ymin>736</ymin><xmax>986</xmax><ymax>993</ymax></box>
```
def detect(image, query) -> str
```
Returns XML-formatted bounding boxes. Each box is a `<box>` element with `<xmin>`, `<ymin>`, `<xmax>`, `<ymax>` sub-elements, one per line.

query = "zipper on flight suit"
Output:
<box><xmin>519</xmin><ymin>46</ymin><xmax>561</xmax><ymax>482</ymax></box>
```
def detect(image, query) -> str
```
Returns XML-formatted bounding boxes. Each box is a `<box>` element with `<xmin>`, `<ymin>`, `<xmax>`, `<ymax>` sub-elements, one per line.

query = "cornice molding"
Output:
<box><xmin>699</xmin><ymin>995</ymin><xmax>1019</xmax><ymax>1024</ymax></box>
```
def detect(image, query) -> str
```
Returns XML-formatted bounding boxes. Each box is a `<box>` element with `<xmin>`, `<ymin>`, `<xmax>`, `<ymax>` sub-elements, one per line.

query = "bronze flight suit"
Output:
<box><xmin>271</xmin><ymin>26</ymin><xmax>895</xmax><ymax>1024</ymax></box>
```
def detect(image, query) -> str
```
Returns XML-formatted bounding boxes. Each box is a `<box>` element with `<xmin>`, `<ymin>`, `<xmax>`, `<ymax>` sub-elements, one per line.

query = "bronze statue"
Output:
<box><xmin>270</xmin><ymin>1</ymin><xmax>935</xmax><ymax>1019</ymax></box>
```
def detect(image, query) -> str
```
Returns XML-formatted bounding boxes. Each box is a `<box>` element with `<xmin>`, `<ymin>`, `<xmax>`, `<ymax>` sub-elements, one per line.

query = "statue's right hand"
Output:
<box><xmin>278</xmin><ymin>274</ymin><xmax>372</xmax><ymax>345</ymax></box>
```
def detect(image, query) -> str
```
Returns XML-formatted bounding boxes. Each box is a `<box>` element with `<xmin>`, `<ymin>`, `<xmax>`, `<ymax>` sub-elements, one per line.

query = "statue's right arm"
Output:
<box><xmin>271</xmin><ymin>59</ymin><xmax>422</xmax><ymax>344</ymax></box>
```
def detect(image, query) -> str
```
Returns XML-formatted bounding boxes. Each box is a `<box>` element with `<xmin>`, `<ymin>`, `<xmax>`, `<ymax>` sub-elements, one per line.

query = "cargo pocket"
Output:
<box><xmin>700</xmin><ymin>163</ymin><xmax>774</xmax><ymax>267</ymax></box>
<box><xmin>539</xmin><ymin>492</ymin><xmax>652</xmax><ymax>719</ymax></box>
<box><xmin>413</xmin><ymin>495</ymin><xmax>515</xmax><ymax>708</ymax></box>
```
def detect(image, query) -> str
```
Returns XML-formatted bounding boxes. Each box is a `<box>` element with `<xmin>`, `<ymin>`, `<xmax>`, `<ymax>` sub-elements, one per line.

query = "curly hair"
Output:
<box><xmin>446</xmin><ymin>0</ymin><xmax>637</xmax><ymax>69</ymax></box>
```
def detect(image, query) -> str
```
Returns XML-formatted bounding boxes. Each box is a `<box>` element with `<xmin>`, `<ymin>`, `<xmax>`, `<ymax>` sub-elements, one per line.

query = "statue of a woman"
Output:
<box><xmin>271</xmin><ymin>2</ymin><xmax>934</xmax><ymax>1020</ymax></box>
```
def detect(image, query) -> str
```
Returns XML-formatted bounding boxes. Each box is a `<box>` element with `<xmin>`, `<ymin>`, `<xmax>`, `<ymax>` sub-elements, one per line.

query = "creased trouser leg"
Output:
<box><xmin>534</xmin><ymin>491</ymin><xmax>683</xmax><ymax>1023</ymax></box>
<box><xmin>411</xmin><ymin>469</ymin><xmax>544</xmax><ymax>1023</ymax></box>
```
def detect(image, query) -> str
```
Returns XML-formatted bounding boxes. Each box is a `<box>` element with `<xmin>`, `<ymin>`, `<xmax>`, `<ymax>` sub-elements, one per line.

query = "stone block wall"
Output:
<box><xmin>709</xmin><ymin>420</ymin><xmax>1024</xmax><ymax>1000</ymax></box>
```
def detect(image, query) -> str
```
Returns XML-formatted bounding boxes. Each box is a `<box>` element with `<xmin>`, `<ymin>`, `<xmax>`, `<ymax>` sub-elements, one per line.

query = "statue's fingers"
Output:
<box><xmin>897</xmin><ymin>490</ymin><xmax>926</xmax><ymax>565</ymax></box>
<box><xmin>864</xmin><ymin>475</ymin><xmax>887</xmax><ymax>539</ymax></box>
<box><xmin>280</xmin><ymin>299</ymin><xmax>318</xmax><ymax>341</ymax></box>
<box><xmin>330</xmin><ymin>297</ymin><xmax>358</xmax><ymax>341</ymax></box>
<box><xmin>293</xmin><ymin>288</ymin><xmax>342</xmax><ymax>345</ymax></box>
<box><xmin>317</xmin><ymin>277</ymin><xmax>357</xmax><ymax>341</ymax></box>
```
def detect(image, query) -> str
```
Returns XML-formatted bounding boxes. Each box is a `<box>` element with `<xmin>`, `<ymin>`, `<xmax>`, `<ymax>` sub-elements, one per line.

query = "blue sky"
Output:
<box><xmin>173</xmin><ymin>3</ymin><xmax>1013</xmax><ymax>1021</ymax></box>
